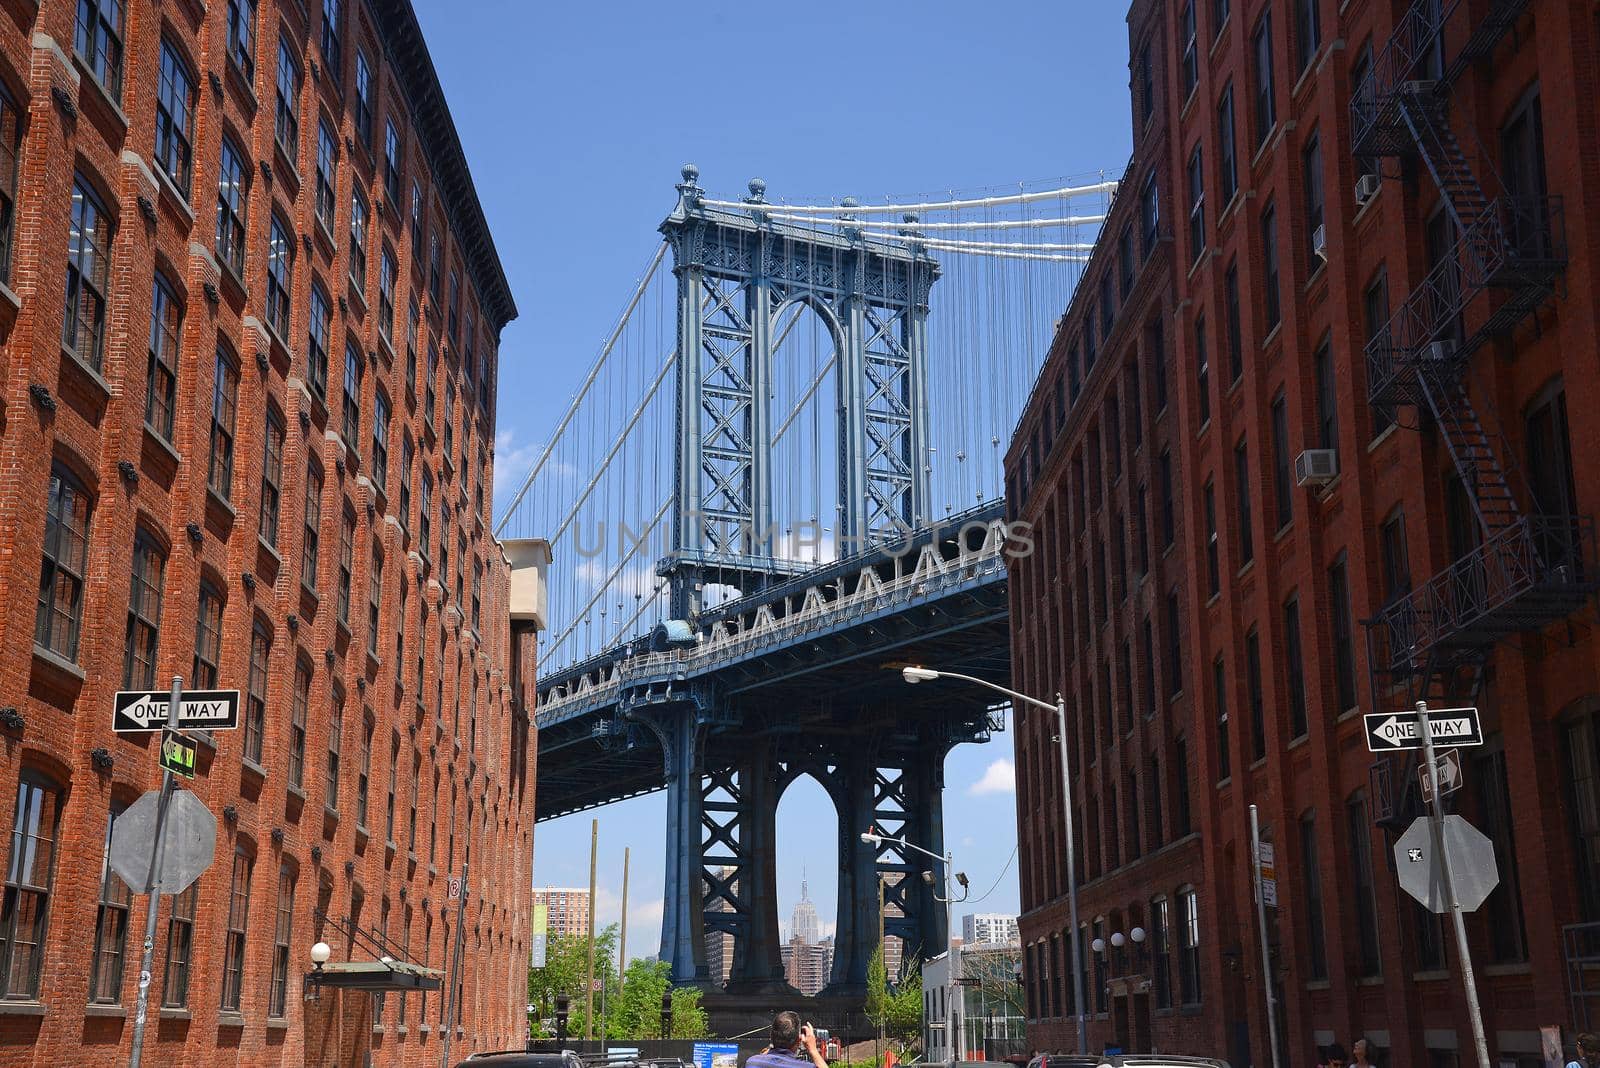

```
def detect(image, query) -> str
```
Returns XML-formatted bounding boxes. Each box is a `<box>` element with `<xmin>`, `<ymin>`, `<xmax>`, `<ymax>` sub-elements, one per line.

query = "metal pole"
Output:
<box><xmin>440</xmin><ymin>861</ymin><xmax>470</xmax><ymax>1068</ymax></box>
<box><xmin>1249</xmin><ymin>805</ymin><xmax>1282</xmax><ymax>1068</ymax></box>
<box><xmin>585</xmin><ymin>818</ymin><xmax>598</xmax><ymax>1039</ymax></box>
<box><xmin>1055</xmin><ymin>696</ymin><xmax>1088</xmax><ymax>1055</ymax></box>
<box><xmin>1416</xmin><ymin>701</ymin><xmax>1491</xmax><ymax>1068</ymax></box>
<box><xmin>877</xmin><ymin>873</ymin><xmax>885</xmax><ymax>1065</ymax></box>
<box><xmin>618</xmin><ymin>846</ymin><xmax>630</xmax><ymax>999</ymax></box>
<box><xmin>947</xmin><ymin>851</ymin><xmax>960</xmax><ymax>1062</ymax></box>
<box><xmin>129</xmin><ymin>675</ymin><xmax>183</xmax><ymax>1068</ymax></box>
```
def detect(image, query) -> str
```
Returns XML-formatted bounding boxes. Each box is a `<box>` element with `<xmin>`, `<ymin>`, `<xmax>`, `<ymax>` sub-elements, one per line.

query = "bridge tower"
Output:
<box><xmin>640</xmin><ymin>169</ymin><xmax>956</xmax><ymax>1006</ymax></box>
<box><xmin>658</xmin><ymin>165</ymin><xmax>938</xmax><ymax>618</ymax></box>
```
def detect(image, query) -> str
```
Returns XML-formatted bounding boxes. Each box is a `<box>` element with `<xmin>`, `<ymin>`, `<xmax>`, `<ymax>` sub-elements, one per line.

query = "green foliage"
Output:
<box><xmin>864</xmin><ymin>943</ymin><xmax>922</xmax><ymax>1046</ymax></box>
<box><xmin>527</xmin><ymin>928</ymin><xmax>708</xmax><ymax>1040</ymax></box>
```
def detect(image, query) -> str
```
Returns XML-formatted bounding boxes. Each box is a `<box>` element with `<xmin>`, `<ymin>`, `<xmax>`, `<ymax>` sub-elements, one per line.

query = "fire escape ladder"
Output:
<box><xmin>1415</xmin><ymin>367</ymin><xmax>1525</xmax><ymax>543</ymax></box>
<box><xmin>1396</xmin><ymin>87</ymin><xmax>1505</xmax><ymax>266</ymax></box>
<box><xmin>1448</xmin><ymin>0</ymin><xmax>1533</xmax><ymax>85</ymax></box>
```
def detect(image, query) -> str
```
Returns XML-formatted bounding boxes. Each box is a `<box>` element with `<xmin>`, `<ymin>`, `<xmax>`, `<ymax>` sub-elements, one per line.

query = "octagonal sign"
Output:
<box><xmin>108</xmin><ymin>789</ymin><xmax>217</xmax><ymax>895</ymax></box>
<box><xmin>1393</xmin><ymin>814</ymin><xmax>1499</xmax><ymax>914</ymax></box>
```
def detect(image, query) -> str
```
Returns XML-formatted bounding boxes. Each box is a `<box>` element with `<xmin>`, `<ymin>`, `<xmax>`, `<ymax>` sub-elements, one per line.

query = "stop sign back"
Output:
<box><xmin>1393</xmin><ymin>815</ymin><xmax>1499</xmax><ymax>914</ymax></box>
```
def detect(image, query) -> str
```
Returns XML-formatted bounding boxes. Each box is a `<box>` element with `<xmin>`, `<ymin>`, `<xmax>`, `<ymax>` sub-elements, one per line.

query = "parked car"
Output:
<box><xmin>458</xmin><ymin>1051</ymin><xmax>587</xmax><ymax>1068</ymax></box>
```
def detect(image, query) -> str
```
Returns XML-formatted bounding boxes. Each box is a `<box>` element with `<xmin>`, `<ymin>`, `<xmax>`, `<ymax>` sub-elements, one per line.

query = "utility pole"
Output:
<box><xmin>618</xmin><ymin>846</ymin><xmax>630</xmax><ymax>998</ymax></box>
<box><xmin>441</xmin><ymin>860</ymin><xmax>470</xmax><ymax>1068</ymax></box>
<box><xmin>1416</xmin><ymin>701</ymin><xmax>1491</xmax><ymax>1068</ymax></box>
<box><xmin>1249</xmin><ymin>805</ymin><xmax>1282</xmax><ymax>1068</ymax></box>
<box><xmin>585</xmin><ymin>818</ymin><xmax>598</xmax><ymax>1040</ymax></box>
<box><xmin>128</xmin><ymin>675</ymin><xmax>183</xmax><ymax>1068</ymax></box>
<box><xmin>877</xmin><ymin>873</ymin><xmax>886</xmax><ymax>1065</ymax></box>
<box><xmin>1053</xmin><ymin>694</ymin><xmax>1087</xmax><ymax>1054</ymax></box>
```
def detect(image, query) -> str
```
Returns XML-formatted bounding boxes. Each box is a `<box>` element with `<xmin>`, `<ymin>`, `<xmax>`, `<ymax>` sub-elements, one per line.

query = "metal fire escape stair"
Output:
<box><xmin>1355</xmin><ymin>0</ymin><xmax>1595</xmax><ymax>721</ymax></box>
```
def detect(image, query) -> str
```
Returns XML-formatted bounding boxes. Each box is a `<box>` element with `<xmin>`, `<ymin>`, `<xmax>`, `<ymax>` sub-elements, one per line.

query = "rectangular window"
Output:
<box><xmin>1261</xmin><ymin>200</ymin><xmax>1281</xmax><ymax>330</ymax></box>
<box><xmin>1203</xmin><ymin>480</ymin><xmax>1219</xmax><ymax>596</ymax></box>
<box><xmin>1136</xmin><ymin>484</ymin><xmax>1150</xmax><ymax>576</ymax></box>
<box><xmin>287</xmin><ymin>658</ymin><xmax>309</xmax><ymax>789</ymax></box>
<box><xmin>123</xmin><ymin>534</ymin><xmax>165</xmax><ymax>689</ymax></box>
<box><xmin>349</xmin><ymin>187</ymin><xmax>368</xmax><ymax>292</ymax></box>
<box><xmin>1165</xmin><ymin>589</ymin><xmax>1183</xmax><ymax>697</ymax></box>
<box><xmin>420</xmin><ymin>471</ymin><xmax>433</xmax><ymax>559</ymax></box>
<box><xmin>369</xmin><ymin>552</ymin><xmax>383</xmax><ymax>656</ymax></box>
<box><xmin>147</xmin><ymin>274</ymin><xmax>181</xmax><ymax>439</ymax></box>
<box><xmin>1180</xmin><ymin>0</ymin><xmax>1198</xmax><ymax>97</ymax></box>
<box><xmin>266</xmin><ymin>214</ymin><xmax>293</xmax><ymax>339</ymax></box>
<box><xmin>1141</xmin><ymin>169</ymin><xmax>1160</xmax><ymax>257</ymax></box>
<box><xmin>1187</xmin><ymin>147</ymin><xmax>1206</xmax><ymax>264</ymax></box>
<box><xmin>406</xmin><ymin>299</ymin><xmax>420</xmax><ymax>398</ymax></box>
<box><xmin>268</xmin><ymin>863</ymin><xmax>294</xmax><ymax>1018</ymax></box>
<box><xmin>1119</xmin><ymin>225</ymin><xmax>1135</xmax><ymax>298</ymax></box>
<box><xmin>75</xmin><ymin>0</ymin><xmax>125</xmax><ymax>97</ymax></box>
<box><xmin>377</xmin><ymin>246</ymin><xmax>396</xmax><ymax>342</ymax></box>
<box><xmin>1</xmin><ymin>773</ymin><xmax>62</xmax><ymax>999</ymax></box>
<box><xmin>302</xmin><ymin>463</ymin><xmax>323</xmax><ymax>593</ymax></box>
<box><xmin>1347</xmin><ymin>792</ymin><xmax>1382</xmax><ymax>976</ymax></box>
<box><xmin>88</xmin><ymin>802</ymin><xmax>131</xmax><ymax>1003</ymax></box>
<box><xmin>64</xmin><ymin>177</ymin><xmax>113</xmax><ymax>369</ymax></box>
<box><xmin>161</xmin><ymin>883</ymin><xmax>197</xmax><ymax>1008</ymax></box>
<box><xmin>220</xmin><ymin>849</ymin><xmax>253</xmax><ymax>1011</ymax></box>
<box><xmin>1252</xmin><ymin>10</ymin><xmax>1275</xmax><ymax>147</ymax></box>
<box><xmin>400</xmin><ymin>437</ymin><xmax>414</xmax><ymax>532</ymax></box>
<box><xmin>1235</xmin><ymin>438</ymin><xmax>1254</xmax><ymax>565</ymax></box>
<box><xmin>1174</xmin><ymin>736</ymin><xmax>1192</xmax><ymax>835</ymax></box>
<box><xmin>216</xmin><ymin>138</ymin><xmax>249</xmax><ymax>279</ymax></box>
<box><xmin>472</xmin><ymin>561</ymin><xmax>482</xmax><ymax>632</ymax></box>
<box><xmin>155</xmin><ymin>41</ymin><xmax>196</xmax><ymax>194</ymax></box>
<box><xmin>1300</xmin><ymin>812</ymin><xmax>1328</xmax><ymax>979</ymax></box>
<box><xmin>1314</xmin><ymin>335</ymin><xmax>1337</xmax><ymax>450</ymax></box>
<box><xmin>260</xmin><ymin>406</ymin><xmax>285</xmax><ymax>548</ymax></box>
<box><xmin>1212</xmin><ymin>654</ymin><xmax>1230</xmax><ymax>780</ymax></box>
<box><xmin>385</xmin><ymin>120</ymin><xmax>403</xmax><ymax>204</ymax></box>
<box><xmin>36</xmin><ymin>466</ymin><xmax>93</xmax><ymax>660</ymax></box>
<box><xmin>386</xmin><ymin>734</ymin><xmax>399</xmax><ymax>845</ymax></box>
<box><xmin>1138</xmin><ymin>42</ymin><xmax>1154</xmax><ymax>126</ymax></box>
<box><xmin>444</xmin><ymin>377</ymin><xmax>456</xmax><ymax>460</ymax></box>
<box><xmin>226</xmin><ymin>0</ymin><xmax>256</xmax><ymax>80</ymax></box>
<box><xmin>0</xmin><ymin>88</ymin><xmax>19</xmax><ymax>283</ymax></box>
<box><xmin>1224</xmin><ymin>262</ymin><xmax>1243</xmax><ymax>383</ymax></box>
<box><xmin>274</xmin><ymin>42</ymin><xmax>300</xmax><ymax>159</ymax></box>
<box><xmin>208</xmin><ymin>347</ymin><xmax>239</xmax><ymax>500</ymax></box>
<box><xmin>1296</xmin><ymin>0</ymin><xmax>1321</xmax><ymax>72</ymax></box>
<box><xmin>1195</xmin><ymin>317</ymin><xmax>1210</xmax><ymax>425</ymax></box>
<box><xmin>425</xmin><ymin>344</ymin><xmax>438</xmax><ymax>428</ymax></box>
<box><xmin>354</xmin><ymin>51</ymin><xmax>373</xmax><ymax>147</ymax></box>
<box><xmin>1329</xmin><ymin>554</ymin><xmax>1357</xmax><ymax>711</ymax></box>
<box><xmin>307</xmin><ymin>284</ymin><xmax>331</xmax><ymax>401</ymax></box>
<box><xmin>320</xmin><ymin>0</ymin><xmax>342</xmax><ymax>76</ymax></box>
<box><xmin>315</xmin><ymin>119</ymin><xmax>337</xmax><ymax>233</ymax></box>
<box><xmin>1284</xmin><ymin>597</ymin><xmax>1308</xmax><ymax>738</ymax></box>
<box><xmin>193</xmin><ymin>583</ymin><xmax>222</xmax><ymax>687</ymax></box>
<box><xmin>1271</xmin><ymin>392</ymin><xmax>1292</xmax><ymax>529</ymax></box>
<box><xmin>338</xmin><ymin>508</ymin><xmax>355</xmax><ymax>627</ymax></box>
<box><xmin>1149</xmin><ymin>318</ymin><xmax>1167</xmax><ymax>411</ymax></box>
<box><xmin>326</xmin><ymin>690</ymin><xmax>342</xmax><ymax>810</ymax></box>
<box><xmin>1099</xmin><ymin>274</ymin><xmax>1115</xmax><ymax>337</ymax></box>
<box><xmin>245</xmin><ymin>625</ymin><xmax>269</xmax><ymax>766</ymax></box>
<box><xmin>1150</xmin><ymin>898</ymin><xmax>1171</xmax><ymax>1009</ymax></box>
<box><xmin>1381</xmin><ymin>510</ymin><xmax>1412</xmax><ymax>603</ymax></box>
<box><xmin>372</xmin><ymin>391</ymin><xmax>390</xmax><ymax>491</ymax></box>
<box><xmin>1351</xmin><ymin>45</ymin><xmax>1376</xmax><ymax>183</ymax></box>
<box><xmin>1365</xmin><ymin>267</ymin><xmax>1394</xmax><ymax>436</ymax></box>
<box><xmin>1303</xmin><ymin>131</ymin><xmax>1324</xmax><ymax>251</ymax></box>
<box><xmin>1246</xmin><ymin>628</ymin><xmax>1266</xmax><ymax>759</ymax></box>
<box><xmin>1475</xmin><ymin>748</ymin><xmax>1528</xmax><ymax>961</ymax></box>
<box><xmin>343</xmin><ymin>341</ymin><xmax>363</xmax><ymax>453</ymax></box>
<box><xmin>1217</xmin><ymin>82</ymin><xmax>1237</xmax><ymax>204</ymax></box>
<box><xmin>1178</xmin><ymin>889</ymin><xmax>1201</xmax><ymax>1004</ymax></box>
<box><xmin>357</xmin><ymin>709</ymin><xmax>373</xmax><ymax>828</ymax></box>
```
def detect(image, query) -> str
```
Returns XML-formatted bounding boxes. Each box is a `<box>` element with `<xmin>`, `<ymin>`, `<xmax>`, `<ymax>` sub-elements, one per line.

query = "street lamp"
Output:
<box><xmin>859</xmin><ymin>828</ymin><xmax>968</xmax><ymax>1061</ymax></box>
<box><xmin>897</xmin><ymin>664</ymin><xmax>1090</xmax><ymax>1055</ymax></box>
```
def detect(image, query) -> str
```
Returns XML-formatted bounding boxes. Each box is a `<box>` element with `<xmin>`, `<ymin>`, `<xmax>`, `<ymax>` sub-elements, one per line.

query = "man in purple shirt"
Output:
<box><xmin>745</xmin><ymin>1011</ymin><xmax>828</xmax><ymax>1068</ymax></box>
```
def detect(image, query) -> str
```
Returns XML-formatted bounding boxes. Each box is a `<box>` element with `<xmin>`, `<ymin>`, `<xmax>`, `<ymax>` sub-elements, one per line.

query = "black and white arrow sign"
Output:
<box><xmin>1364</xmin><ymin>707</ymin><xmax>1483</xmax><ymax>752</ymax></box>
<box><xmin>113</xmin><ymin>690</ymin><xmax>240</xmax><ymax>733</ymax></box>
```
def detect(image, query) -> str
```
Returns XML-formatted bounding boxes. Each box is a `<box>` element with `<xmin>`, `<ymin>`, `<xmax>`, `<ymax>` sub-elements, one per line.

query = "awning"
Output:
<box><xmin>305</xmin><ymin>960</ymin><xmax>443</xmax><ymax>992</ymax></box>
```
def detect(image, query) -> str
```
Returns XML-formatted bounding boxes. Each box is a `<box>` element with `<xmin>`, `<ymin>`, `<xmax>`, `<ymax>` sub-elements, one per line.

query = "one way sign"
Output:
<box><xmin>1364</xmin><ymin>707</ymin><xmax>1483</xmax><ymax>752</ymax></box>
<box><xmin>113</xmin><ymin>690</ymin><xmax>240</xmax><ymax>733</ymax></box>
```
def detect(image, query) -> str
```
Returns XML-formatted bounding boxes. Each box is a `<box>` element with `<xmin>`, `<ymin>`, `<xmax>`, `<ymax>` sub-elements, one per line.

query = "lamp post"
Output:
<box><xmin>860</xmin><ymin>829</ymin><xmax>967</xmax><ymax>1061</ymax></box>
<box><xmin>900</xmin><ymin>665</ymin><xmax>1088</xmax><ymax>1055</ymax></box>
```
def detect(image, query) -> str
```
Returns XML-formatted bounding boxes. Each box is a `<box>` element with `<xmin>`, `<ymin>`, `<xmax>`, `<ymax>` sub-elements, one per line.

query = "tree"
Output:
<box><xmin>865</xmin><ymin>944</ymin><xmax>922</xmax><ymax>1049</ymax></box>
<box><xmin>528</xmin><ymin>925</ymin><xmax>620</xmax><ymax>1038</ymax></box>
<box><xmin>604</xmin><ymin>958</ymin><xmax>709</xmax><ymax>1039</ymax></box>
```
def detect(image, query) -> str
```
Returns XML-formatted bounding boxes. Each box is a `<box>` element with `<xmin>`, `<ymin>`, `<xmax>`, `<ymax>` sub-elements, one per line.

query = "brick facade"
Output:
<box><xmin>1008</xmin><ymin>1</ymin><xmax>1600</xmax><ymax>1066</ymax></box>
<box><xmin>0</xmin><ymin>0</ymin><xmax>533</xmax><ymax>1064</ymax></box>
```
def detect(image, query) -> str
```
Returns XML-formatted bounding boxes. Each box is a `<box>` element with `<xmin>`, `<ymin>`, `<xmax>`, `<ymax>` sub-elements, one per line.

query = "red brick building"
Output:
<box><xmin>1008</xmin><ymin>1</ymin><xmax>1600</xmax><ymax>1066</ymax></box>
<box><xmin>0</xmin><ymin>0</ymin><xmax>536</xmax><ymax>1064</ymax></box>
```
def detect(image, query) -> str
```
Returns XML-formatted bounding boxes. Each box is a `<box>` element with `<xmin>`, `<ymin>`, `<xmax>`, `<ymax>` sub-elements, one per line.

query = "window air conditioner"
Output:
<box><xmin>1425</xmin><ymin>340</ymin><xmax>1453</xmax><ymax>361</ymax></box>
<box><xmin>1355</xmin><ymin>173</ymin><xmax>1380</xmax><ymax>206</ymax></box>
<box><xmin>1312</xmin><ymin>224</ymin><xmax>1328</xmax><ymax>262</ymax></box>
<box><xmin>1294</xmin><ymin>449</ymin><xmax>1339</xmax><ymax>486</ymax></box>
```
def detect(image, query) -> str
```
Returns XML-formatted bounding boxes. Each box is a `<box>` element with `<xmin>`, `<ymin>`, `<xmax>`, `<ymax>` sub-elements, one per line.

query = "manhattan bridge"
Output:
<box><xmin>495</xmin><ymin>165</ymin><xmax>1117</xmax><ymax>1024</ymax></box>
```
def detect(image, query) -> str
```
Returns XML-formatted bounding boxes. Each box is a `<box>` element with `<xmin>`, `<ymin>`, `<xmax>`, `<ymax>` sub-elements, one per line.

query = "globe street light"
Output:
<box><xmin>859</xmin><ymin>827</ymin><xmax>967</xmax><ymax>1060</ymax></box>
<box><xmin>897</xmin><ymin>664</ymin><xmax>1089</xmax><ymax>1055</ymax></box>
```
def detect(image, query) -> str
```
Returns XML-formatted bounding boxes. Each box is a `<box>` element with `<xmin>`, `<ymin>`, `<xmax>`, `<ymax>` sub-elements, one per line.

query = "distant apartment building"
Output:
<box><xmin>705</xmin><ymin>865</ymin><xmax>737</xmax><ymax>986</ymax></box>
<box><xmin>534</xmin><ymin>887</ymin><xmax>592</xmax><ymax>939</ymax></box>
<box><xmin>963</xmin><ymin>913</ymin><xmax>1020</xmax><ymax>947</ymax></box>
<box><xmin>782</xmin><ymin>934</ymin><xmax>835</xmax><ymax>997</ymax></box>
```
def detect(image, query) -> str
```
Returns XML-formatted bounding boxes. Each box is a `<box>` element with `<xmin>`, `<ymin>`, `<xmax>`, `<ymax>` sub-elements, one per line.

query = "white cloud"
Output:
<box><xmin>590</xmin><ymin>885</ymin><xmax>666</xmax><ymax>953</ymax></box>
<box><xmin>493</xmin><ymin>428</ymin><xmax>543</xmax><ymax>516</ymax></box>
<box><xmin>968</xmin><ymin>758</ymin><xmax>1016</xmax><ymax>797</ymax></box>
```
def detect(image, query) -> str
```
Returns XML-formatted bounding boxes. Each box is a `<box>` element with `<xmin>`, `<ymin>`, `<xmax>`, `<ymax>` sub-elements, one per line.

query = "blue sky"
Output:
<box><xmin>412</xmin><ymin>0</ymin><xmax>1135</xmax><ymax>948</ymax></box>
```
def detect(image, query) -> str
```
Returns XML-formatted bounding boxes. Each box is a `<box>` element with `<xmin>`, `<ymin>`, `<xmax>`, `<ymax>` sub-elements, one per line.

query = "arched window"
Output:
<box><xmin>36</xmin><ymin>463</ymin><xmax>94</xmax><ymax>660</ymax></box>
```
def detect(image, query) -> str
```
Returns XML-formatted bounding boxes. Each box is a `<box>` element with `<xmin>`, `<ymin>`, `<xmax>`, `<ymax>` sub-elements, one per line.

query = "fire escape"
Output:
<box><xmin>1352</xmin><ymin>0</ymin><xmax>1596</xmax><ymax>822</ymax></box>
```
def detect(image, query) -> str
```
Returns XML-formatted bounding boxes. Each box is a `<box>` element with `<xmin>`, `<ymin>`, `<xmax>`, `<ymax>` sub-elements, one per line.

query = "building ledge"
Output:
<box><xmin>159</xmin><ymin>1007</ymin><xmax>191</xmax><ymax>1021</ymax></box>
<box><xmin>218</xmin><ymin>1010</ymin><xmax>246</xmax><ymax>1027</ymax></box>
<box><xmin>84</xmin><ymin>1002</ymin><xmax>125</xmax><ymax>1018</ymax></box>
<box><xmin>0</xmin><ymin>1000</ymin><xmax>46</xmax><ymax>1017</ymax></box>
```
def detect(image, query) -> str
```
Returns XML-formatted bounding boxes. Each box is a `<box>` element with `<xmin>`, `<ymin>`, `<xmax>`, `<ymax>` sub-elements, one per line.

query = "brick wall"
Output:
<box><xmin>0</xmin><ymin>0</ymin><xmax>532</xmax><ymax>1064</ymax></box>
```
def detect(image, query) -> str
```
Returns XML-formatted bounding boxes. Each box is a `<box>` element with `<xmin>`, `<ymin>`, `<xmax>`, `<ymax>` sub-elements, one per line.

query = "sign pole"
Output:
<box><xmin>1249</xmin><ymin>805</ymin><xmax>1282</xmax><ymax>1068</ymax></box>
<box><xmin>129</xmin><ymin>675</ymin><xmax>183</xmax><ymax>1068</ymax></box>
<box><xmin>1055</xmin><ymin>695</ymin><xmax>1088</xmax><ymax>1055</ymax></box>
<box><xmin>1417</xmin><ymin>700</ymin><xmax>1490</xmax><ymax>1068</ymax></box>
<box><xmin>440</xmin><ymin>860</ymin><xmax>470</xmax><ymax>1068</ymax></box>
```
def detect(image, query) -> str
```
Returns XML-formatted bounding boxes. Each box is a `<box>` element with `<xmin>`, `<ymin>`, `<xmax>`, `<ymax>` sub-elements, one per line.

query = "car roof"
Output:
<box><xmin>461</xmin><ymin>1054</ymin><xmax>581</xmax><ymax>1067</ymax></box>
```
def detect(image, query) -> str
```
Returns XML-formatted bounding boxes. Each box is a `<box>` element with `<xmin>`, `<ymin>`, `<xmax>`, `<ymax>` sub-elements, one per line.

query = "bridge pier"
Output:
<box><xmin>660</xmin><ymin>709</ymin><xmax>711</xmax><ymax>984</ymax></box>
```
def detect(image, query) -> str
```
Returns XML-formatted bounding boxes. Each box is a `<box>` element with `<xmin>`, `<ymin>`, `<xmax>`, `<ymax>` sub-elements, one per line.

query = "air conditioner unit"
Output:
<box><xmin>1355</xmin><ymin>173</ymin><xmax>1380</xmax><ymax>205</ymax></box>
<box><xmin>1425</xmin><ymin>340</ymin><xmax>1454</xmax><ymax>361</ymax></box>
<box><xmin>1295</xmin><ymin>448</ymin><xmax>1339</xmax><ymax>486</ymax></box>
<box><xmin>1312</xmin><ymin>224</ymin><xmax>1328</xmax><ymax>261</ymax></box>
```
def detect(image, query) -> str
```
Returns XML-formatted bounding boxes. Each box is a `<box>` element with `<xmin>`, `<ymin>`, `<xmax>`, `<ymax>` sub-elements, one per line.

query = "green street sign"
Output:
<box><xmin>160</xmin><ymin>728</ymin><xmax>197</xmax><ymax>779</ymax></box>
